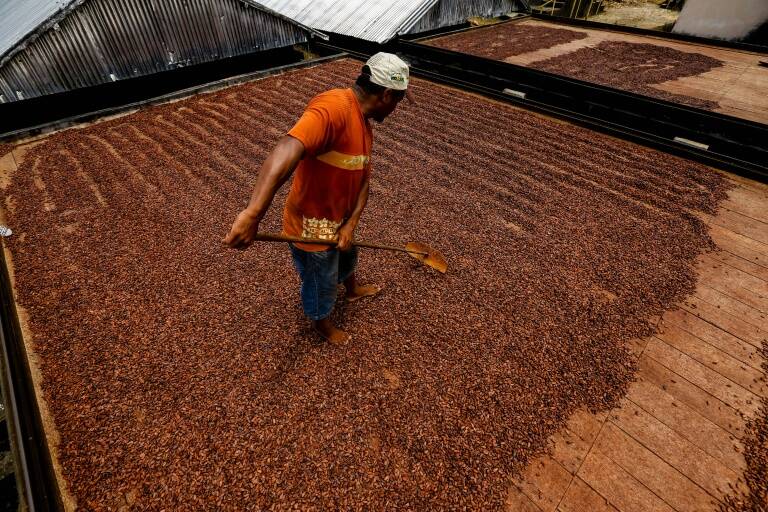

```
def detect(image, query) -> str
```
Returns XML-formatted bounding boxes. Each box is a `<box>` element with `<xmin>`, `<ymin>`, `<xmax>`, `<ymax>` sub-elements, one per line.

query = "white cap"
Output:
<box><xmin>365</xmin><ymin>52</ymin><xmax>409</xmax><ymax>91</ymax></box>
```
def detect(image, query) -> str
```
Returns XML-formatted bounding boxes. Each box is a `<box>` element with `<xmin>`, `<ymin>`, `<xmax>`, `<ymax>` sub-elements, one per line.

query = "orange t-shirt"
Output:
<box><xmin>284</xmin><ymin>88</ymin><xmax>372</xmax><ymax>251</ymax></box>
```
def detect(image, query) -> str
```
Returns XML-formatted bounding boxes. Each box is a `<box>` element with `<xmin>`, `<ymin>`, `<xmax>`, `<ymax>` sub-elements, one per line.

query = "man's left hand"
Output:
<box><xmin>336</xmin><ymin>223</ymin><xmax>356</xmax><ymax>251</ymax></box>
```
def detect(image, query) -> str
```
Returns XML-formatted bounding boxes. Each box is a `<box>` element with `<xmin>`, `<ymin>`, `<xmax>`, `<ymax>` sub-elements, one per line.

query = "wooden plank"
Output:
<box><xmin>550</xmin><ymin>427</ymin><xmax>591</xmax><ymax>475</ymax></box>
<box><xmin>724</xmin><ymin>175</ymin><xmax>768</xmax><ymax>196</ymax></box>
<box><xmin>0</xmin><ymin>149</ymin><xmax>17</xmax><ymax>185</ymax></box>
<box><xmin>720</xmin><ymin>75</ymin><xmax>768</xmax><ymax>97</ymax></box>
<box><xmin>681</xmin><ymin>292</ymin><xmax>767</xmax><ymax>345</ymax></box>
<box><xmin>558</xmin><ymin>477</ymin><xmax>619</xmax><ymax>512</ymax></box>
<box><xmin>722</xmin><ymin>188</ymin><xmax>768</xmax><ymax>225</ymax></box>
<box><xmin>638</xmin><ymin>356</ymin><xmax>745</xmax><ymax>438</ymax></box>
<box><xmin>696</xmin><ymin>258</ymin><xmax>768</xmax><ymax>314</ymax></box>
<box><xmin>685</xmin><ymin>290</ymin><xmax>768</xmax><ymax>335</ymax></box>
<box><xmin>626</xmin><ymin>379</ymin><xmax>744</xmax><ymax>471</ymax></box>
<box><xmin>718</xmin><ymin>96</ymin><xmax>768</xmax><ymax>113</ymax></box>
<box><xmin>550</xmin><ymin>409</ymin><xmax>607</xmax><ymax>475</ymax></box>
<box><xmin>0</xmin><ymin>150</ymin><xmax>17</xmax><ymax>226</ymax></box>
<box><xmin>692</xmin><ymin>286</ymin><xmax>767</xmax><ymax>331</ymax></box>
<box><xmin>694</xmin><ymin>283</ymin><xmax>766</xmax><ymax>320</ymax></box>
<box><xmin>738</xmin><ymin>68</ymin><xmax>768</xmax><ymax>87</ymax></box>
<box><xmin>661</xmin><ymin>309</ymin><xmax>762</xmax><ymax>369</ymax></box>
<box><xmin>644</xmin><ymin>338</ymin><xmax>760</xmax><ymax>417</ymax></box>
<box><xmin>655</xmin><ymin>322</ymin><xmax>766</xmax><ymax>397</ymax></box>
<box><xmin>674</xmin><ymin>72</ymin><xmax>748</xmax><ymax>86</ymax></box>
<box><xmin>511</xmin><ymin>20</ymin><xmax>768</xmax><ymax>124</ymax></box>
<box><xmin>708</xmin><ymin>250</ymin><xmax>768</xmax><ymax>283</ymax></box>
<box><xmin>701</xmin><ymin>210</ymin><xmax>768</xmax><ymax>246</ymax></box>
<box><xmin>577</xmin><ymin>451</ymin><xmax>675</xmax><ymax>512</ymax></box>
<box><xmin>593</xmin><ymin>422</ymin><xmax>717</xmax><ymax>512</ymax></box>
<box><xmin>651</xmin><ymin>81</ymin><xmax>723</xmax><ymax>101</ymax></box>
<box><xmin>566</xmin><ymin>408</ymin><xmax>608</xmax><ymax>443</ymax></box>
<box><xmin>715</xmin><ymin>106</ymin><xmax>768</xmax><ymax>125</ymax></box>
<box><xmin>609</xmin><ymin>400</ymin><xmax>742</xmax><ymax>500</ymax></box>
<box><xmin>718</xmin><ymin>96</ymin><xmax>768</xmax><ymax>116</ymax></box>
<box><xmin>513</xmin><ymin>20</ymin><xmax>768</xmax><ymax>126</ymax></box>
<box><xmin>709</xmin><ymin>226</ymin><xmax>768</xmax><ymax>270</ymax></box>
<box><xmin>699</xmin><ymin>254</ymin><xmax>768</xmax><ymax>298</ymax></box>
<box><xmin>523</xmin><ymin>20</ymin><xmax>760</xmax><ymax>64</ymax></box>
<box><xmin>514</xmin><ymin>455</ymin><xmax>573</xmax><ymax>512</ymax></box>
<box><xmin>709</xmin><ymin>225</ymin><xmax>768</xmax><ymax>268</ymax></box>
<box><xmin>506</xmin><ymin>483</ymin><xmax>544</xmax><ymax>512</ymax></box>
<box><xmin>627</xmin><ymin>337</ymin><xmax>649</xmax><ymax>358</ymax></box>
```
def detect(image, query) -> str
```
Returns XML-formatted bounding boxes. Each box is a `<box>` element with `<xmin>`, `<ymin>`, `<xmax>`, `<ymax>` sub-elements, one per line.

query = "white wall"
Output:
<box><xmin>673</xmin><ymin>0</ymin><xmax>768</xmax><ymax>40</ymax></box>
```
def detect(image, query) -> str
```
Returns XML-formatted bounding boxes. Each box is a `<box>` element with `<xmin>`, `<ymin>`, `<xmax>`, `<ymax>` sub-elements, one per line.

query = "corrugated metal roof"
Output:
<box><xmin>407</xmin><ymin>0</ymin><xmax>522</xmax><ymax>35</ymax></box>
<box><xmin>0</xmin><ymin>0</ymin><xmax>70</xmax><ymax>58</ymax></box>
<box><xmin>0</xmin><ymin>0</ymin><xmax>325</xmax><ymax>66</ymax></box>
<box><xmin>238</xmin><ymin>0</ymin><xmax>328</xmax><ymax>39</ymax></box>
<box><xmin>259</xmin><ymin>0</ymin><xmax>440</xmax><ymax>43</ymax></box>
<box><xmin>0</xmin><ymin>0</ymin><xmax>327</xmax><ymax>103</ymax></box>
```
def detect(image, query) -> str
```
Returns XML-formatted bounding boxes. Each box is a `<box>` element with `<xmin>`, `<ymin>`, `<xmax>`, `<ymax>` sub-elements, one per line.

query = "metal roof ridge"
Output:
<box><xmin>256</xmin><ymin>0</ymin><xmax>442</xmax><ymax>44</ymax></box>
<box><xmin>392</xmin><ymin>0</ymin><xmax>440</xmax><ymax>41</ymax></box>
<box><xmin>237</xmin><ymin>0</ymin><xmax>329</xmax><ymax>40</ymax></box>
<box><xmin>357</xmin><ymin>0</ymin><xmax>440</xmax><ymax>43</ymax></box>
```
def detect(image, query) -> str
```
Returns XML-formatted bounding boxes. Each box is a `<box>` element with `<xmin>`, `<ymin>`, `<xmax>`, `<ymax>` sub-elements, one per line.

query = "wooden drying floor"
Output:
<box><xmin>429</xmin><ymin>19</ymin><xmax>768</xmax><ymax>124</ymax></box>
<box><xmin>0</xmin><ymin>60</ymin><xmax>756</xmax><ymax>509</ymax></box>
<box><xmin>506</xmin><ymin>175</ymin><xmax>768</xmax><ymax>511</ymax></box>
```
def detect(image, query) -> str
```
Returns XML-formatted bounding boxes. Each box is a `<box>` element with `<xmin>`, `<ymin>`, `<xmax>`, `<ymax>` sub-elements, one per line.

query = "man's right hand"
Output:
<box><xmin>223</xmin><ymin>209</ymin><xmax>261</xmax><ymax>249</ymax></box>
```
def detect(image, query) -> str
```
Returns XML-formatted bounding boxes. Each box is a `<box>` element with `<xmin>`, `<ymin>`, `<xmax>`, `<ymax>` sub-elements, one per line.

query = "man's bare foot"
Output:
<box><xmin>346</xmin><ymin>284</ymin><xmax>381</xmax><ymax>303</ymax></box>
<box><xmin>312</xmin><ymin>318</ymin><xmax>351</xmax><ymax>345</ymax></box>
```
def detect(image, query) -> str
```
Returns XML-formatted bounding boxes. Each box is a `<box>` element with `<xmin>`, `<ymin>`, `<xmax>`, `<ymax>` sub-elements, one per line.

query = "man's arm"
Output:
<box><xmin>223</xmin><ymin>135</ymin><xmax>304</xmax><ymax>249</ymax></box>
<box><xmin>336</xmin><ymin>171</ymin><xmax>370</xmax><ymax>251</ymax></box>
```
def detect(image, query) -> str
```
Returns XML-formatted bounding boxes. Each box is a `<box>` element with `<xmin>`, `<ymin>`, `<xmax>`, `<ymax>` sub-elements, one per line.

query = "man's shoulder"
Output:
<box><xmin>311</xmin><ymin>88</ymin><xmax>349</xmax><ymax>101</ymax></box>
<box><xmin>308</xmin><ymin>88</ymin><xmax>353</xmax><ymax>111</ymax></box>
<box><xmin>304</xmin><ymin>89</ymin><xmax>355</xmax><ymax>130</ymax></box>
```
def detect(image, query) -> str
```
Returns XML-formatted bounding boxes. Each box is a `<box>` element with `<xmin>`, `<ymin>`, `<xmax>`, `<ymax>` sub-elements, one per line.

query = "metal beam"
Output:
<box><xmin>0</xmin><ymin>244</ymin><xmax>63</xmax><ymax>511</ymax></box>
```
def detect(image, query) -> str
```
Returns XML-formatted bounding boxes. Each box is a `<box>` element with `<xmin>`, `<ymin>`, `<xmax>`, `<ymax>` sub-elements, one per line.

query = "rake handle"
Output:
<box><xmin>253</xmin><ymin>233</ymin><xmax>427</xmax><ymax>256</ymax></box>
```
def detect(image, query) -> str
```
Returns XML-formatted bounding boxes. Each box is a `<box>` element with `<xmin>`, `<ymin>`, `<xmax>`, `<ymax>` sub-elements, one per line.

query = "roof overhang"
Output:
<box><xmin>0</xmin><ymin>0</ymin><xmax>327</xmax><ymax>68</ymax></box>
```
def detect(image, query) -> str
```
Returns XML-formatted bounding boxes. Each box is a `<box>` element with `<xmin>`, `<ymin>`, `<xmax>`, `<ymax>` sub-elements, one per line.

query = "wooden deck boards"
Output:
<box><xmin>506</xmin><ymin>177</ymin><xmax>768</xmax><ymax>511</ymax></box>
<box><xmin>4</xmin><ymin>73</ymin><xmax>766</xmax><ymax>509</ymax></box>
<box><xmin>500</xmin><ymin>20</ymin><xmax>768</xmax><ymax>125</ymax></box>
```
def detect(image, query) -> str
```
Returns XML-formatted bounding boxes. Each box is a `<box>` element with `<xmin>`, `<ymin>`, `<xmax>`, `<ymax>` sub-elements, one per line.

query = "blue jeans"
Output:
<box><xmin>289</xmin><ymin>244</ymin><xmax>358</xmax><ymax>320</ymax></box>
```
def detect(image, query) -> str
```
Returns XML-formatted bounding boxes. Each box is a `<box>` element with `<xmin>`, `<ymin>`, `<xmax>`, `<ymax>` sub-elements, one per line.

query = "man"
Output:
<box><xmin>224</xmin><ymin>53</ymin><xmax>411</xmax><ymax>345</ymax></box>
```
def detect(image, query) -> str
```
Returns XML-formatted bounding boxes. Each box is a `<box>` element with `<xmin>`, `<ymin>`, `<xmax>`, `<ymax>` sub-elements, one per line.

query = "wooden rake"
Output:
<box><xmin>254</xmin><ymin>232</ymin><xmax>448</xmax><ymax>274</ymax></box>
